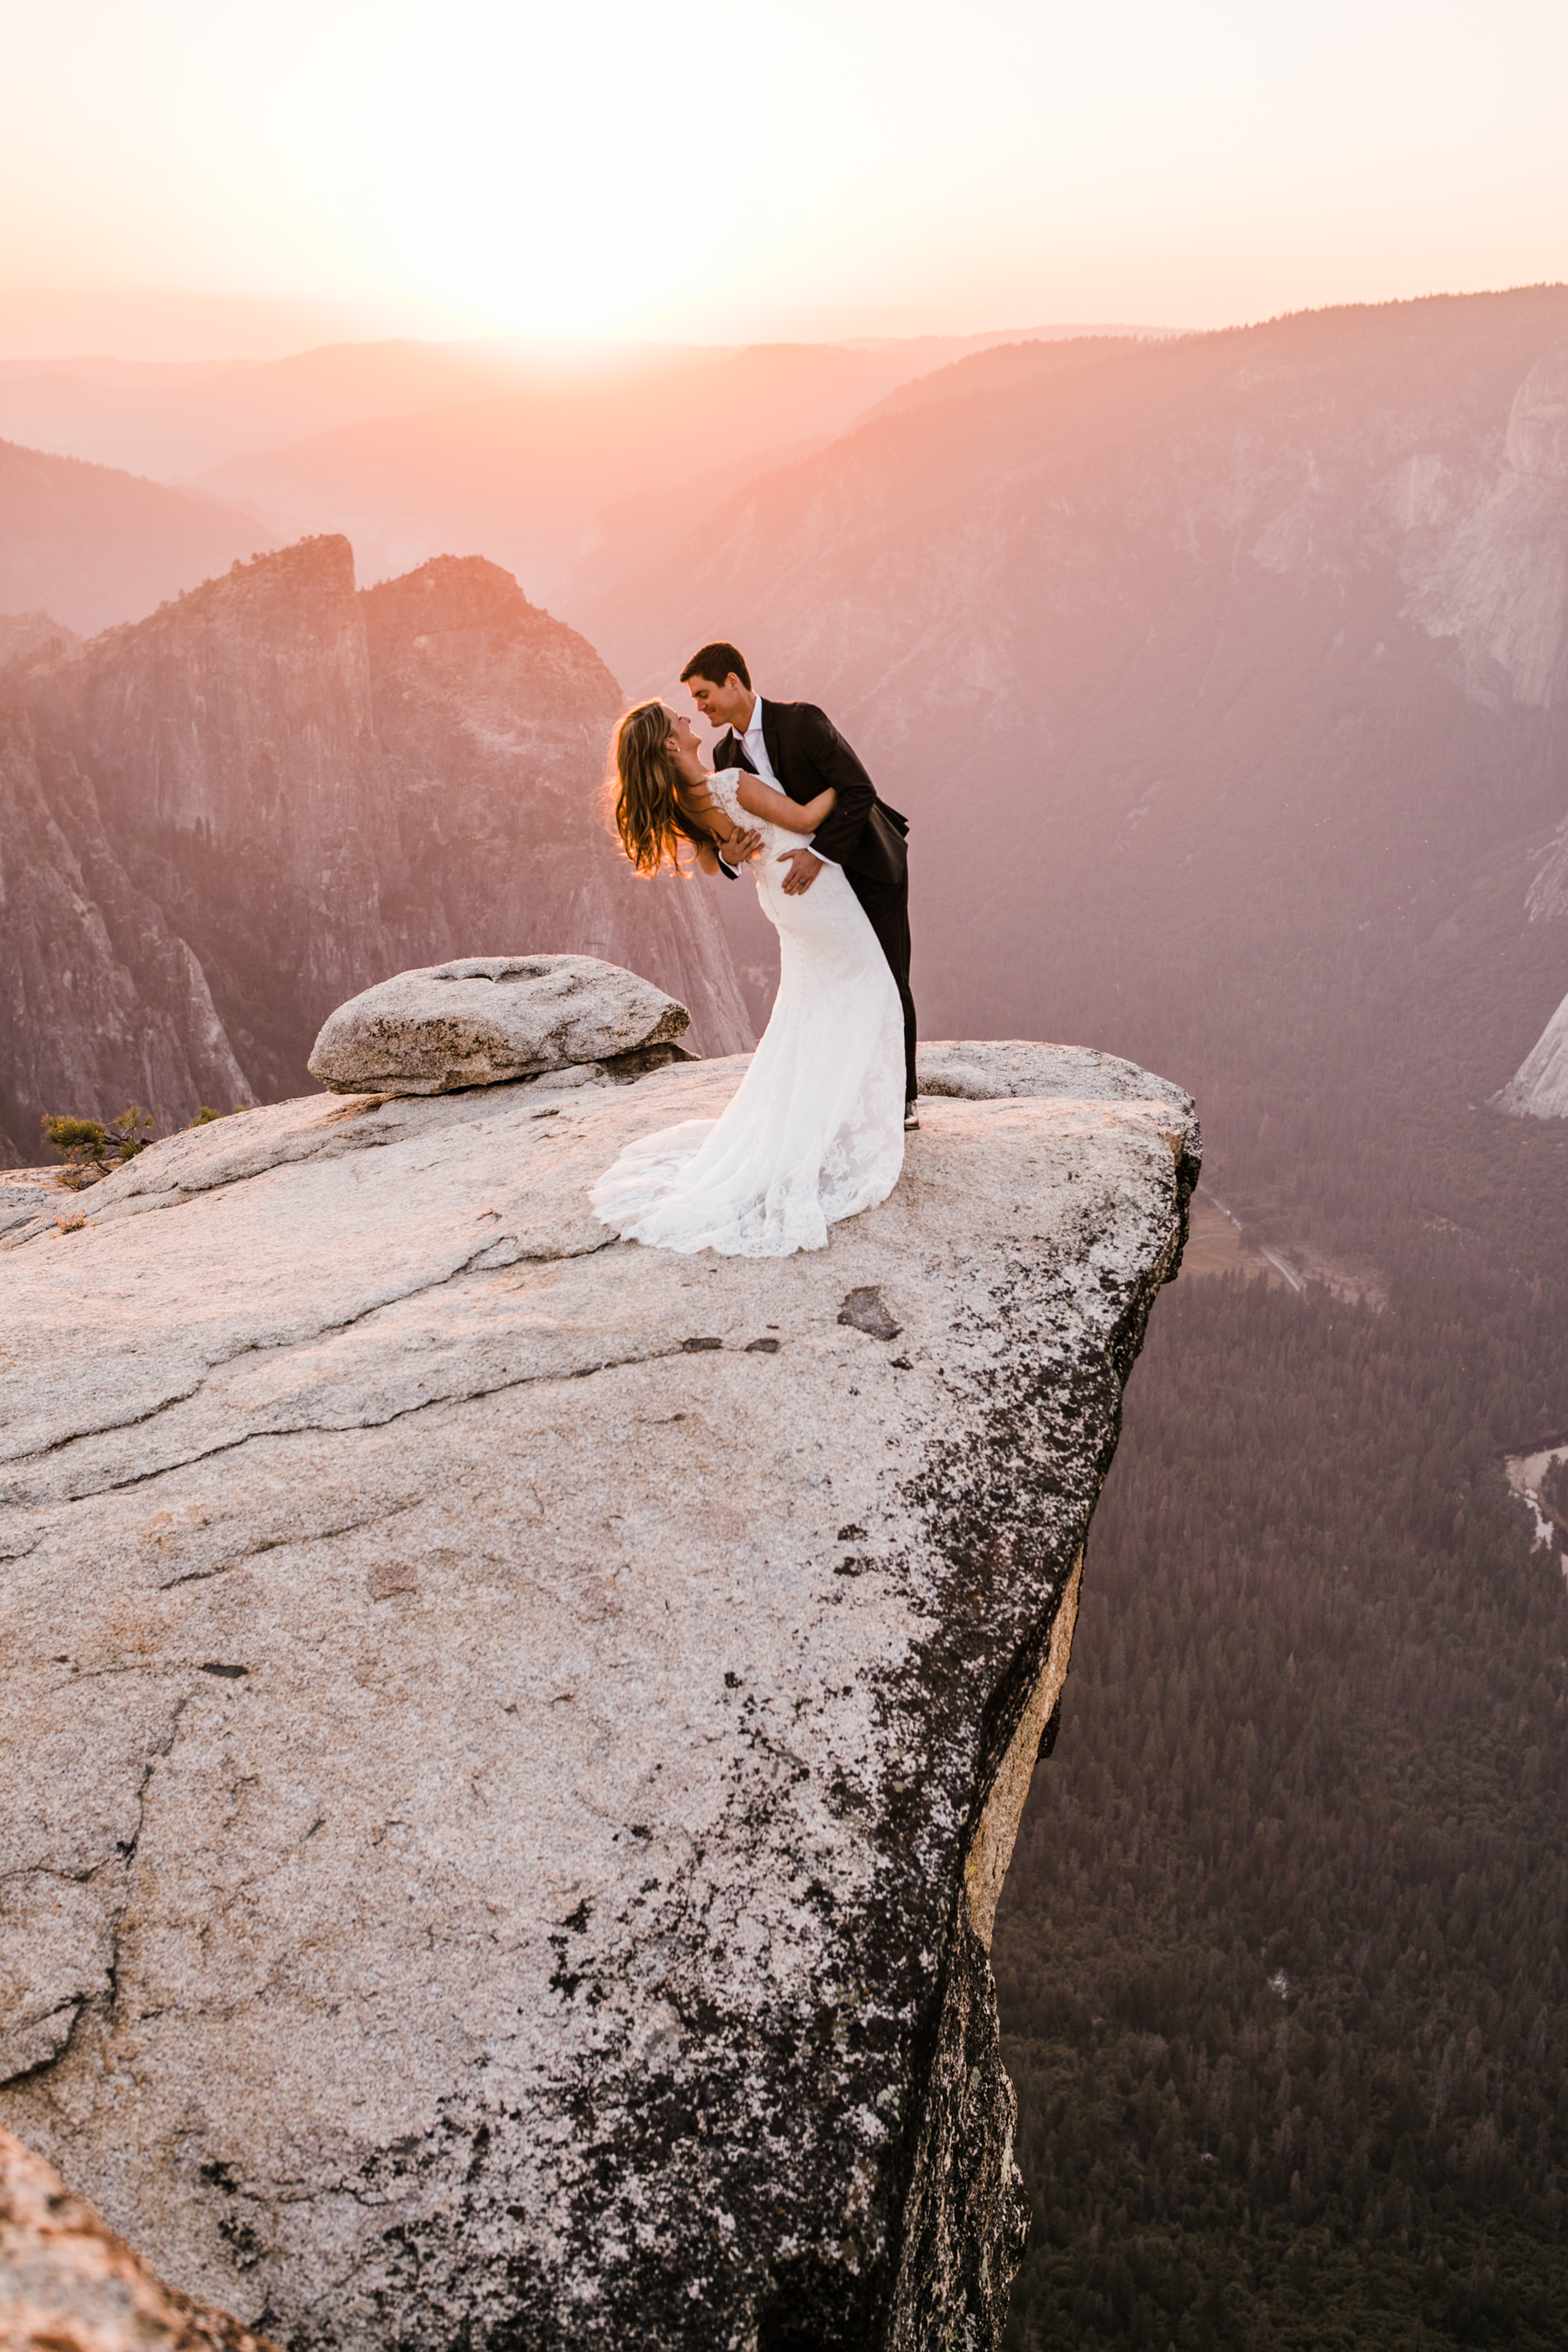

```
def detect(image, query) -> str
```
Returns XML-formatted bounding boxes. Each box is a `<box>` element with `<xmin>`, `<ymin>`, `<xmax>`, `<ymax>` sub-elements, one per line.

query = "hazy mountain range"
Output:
<box><xmin>0</xmin><ymin>331</ymin><xmax>1132</xmax><ymax>480</ymax></box>
<box><xmin>0</xmin><ymin>326</ymin><xmax>1170</xmax><ymax>615</ymax></box>
<box><xmin>0</xmin><ymin>437</ymin><xmax>273</xmax><ymax>636</ymax></box>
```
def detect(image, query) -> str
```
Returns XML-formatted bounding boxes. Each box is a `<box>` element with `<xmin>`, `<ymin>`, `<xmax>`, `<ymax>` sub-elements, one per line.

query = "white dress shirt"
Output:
<box><xmin>736</xmin><ymin>692</ymin><xmax>837</xmax><ymax>866</ymax></box>
<box><xmin>738</xmin><ymin>692</ymin><xmax>779</xmax><ymax>785</ymax></box>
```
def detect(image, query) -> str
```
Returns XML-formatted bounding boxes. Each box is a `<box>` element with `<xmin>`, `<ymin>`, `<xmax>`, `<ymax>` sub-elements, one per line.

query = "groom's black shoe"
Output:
<box><xmin>904</xmin><ymin>1102</ymin><xmax>921</xmax><ymax>1132</ymax></box>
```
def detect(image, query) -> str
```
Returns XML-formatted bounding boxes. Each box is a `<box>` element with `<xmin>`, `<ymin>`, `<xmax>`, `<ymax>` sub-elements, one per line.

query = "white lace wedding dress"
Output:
<box><xmin>590</xmin><ymin>769</ymin><xmax>905</xmax><ymax>1257</ymax></box>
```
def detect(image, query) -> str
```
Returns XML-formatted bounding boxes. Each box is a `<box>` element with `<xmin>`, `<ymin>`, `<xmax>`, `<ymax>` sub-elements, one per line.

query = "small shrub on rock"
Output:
<box><xmin>42</xmin><ymin>1105</ymin><xmax>155</xmax><ymax>1187</ymax></box>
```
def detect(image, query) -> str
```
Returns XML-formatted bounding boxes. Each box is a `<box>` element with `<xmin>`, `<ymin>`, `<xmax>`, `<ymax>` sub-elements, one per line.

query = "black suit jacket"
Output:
<box><xmin>712</xmin><ymin>700</ymin><xmax>908</xmax><ymax>889</ymax></box>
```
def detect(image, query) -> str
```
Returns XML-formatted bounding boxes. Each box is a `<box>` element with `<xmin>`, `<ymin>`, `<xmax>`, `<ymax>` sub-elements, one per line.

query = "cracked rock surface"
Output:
<box><xmin>0</xmin><ymin>1036</ymin><xmax>1197</xmax><ymax>2351</ymax></box>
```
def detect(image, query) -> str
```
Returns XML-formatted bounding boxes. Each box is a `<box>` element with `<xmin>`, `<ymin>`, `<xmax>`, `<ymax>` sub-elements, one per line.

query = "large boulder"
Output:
<box><xmin>306</xmin><ymin>954</ymin><xmax>693</xmax><ymax>1096</ymax></box>
<box><xmin>0</xmin><ymin>1028</ymin><xmax>1197</xmax><ymax>2351</ymax></box>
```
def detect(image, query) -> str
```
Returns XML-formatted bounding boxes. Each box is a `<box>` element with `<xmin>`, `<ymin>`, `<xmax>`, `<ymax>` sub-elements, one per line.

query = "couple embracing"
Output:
<box><xmin>590</xmin><ymin>641</ymin><xmax>917</xmax><ymax>1261</ymax></box>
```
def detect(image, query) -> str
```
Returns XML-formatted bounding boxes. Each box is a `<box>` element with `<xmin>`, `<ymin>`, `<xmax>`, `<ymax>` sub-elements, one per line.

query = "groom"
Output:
<box><xmin>680</xmin><ymin>641</ymin><xmax>919</xmax><ymax>1126</ymax></box>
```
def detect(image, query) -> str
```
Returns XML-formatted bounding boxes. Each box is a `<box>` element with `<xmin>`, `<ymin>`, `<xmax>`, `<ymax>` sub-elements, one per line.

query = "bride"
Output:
<box><xmin>590</xmin><ymin>700</ymin><xmax>905</xmax><ymax>1258</ymax></box>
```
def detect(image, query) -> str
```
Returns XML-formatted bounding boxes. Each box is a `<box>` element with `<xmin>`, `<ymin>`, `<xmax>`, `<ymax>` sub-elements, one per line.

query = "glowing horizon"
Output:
<box><xmin>3</xmin><ymin>0</ymin><xmax>1566</xmax><ymax>360</ymax></box>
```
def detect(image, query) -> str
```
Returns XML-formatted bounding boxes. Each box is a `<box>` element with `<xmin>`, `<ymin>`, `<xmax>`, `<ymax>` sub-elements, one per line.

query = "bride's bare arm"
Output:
<box><xmin>735</xmin><ymin>774</ymin><xmax>836</xmax><ymax>833</ymax></box>
<box><xmin>675</xmin><ymin>781</ymin><xmax>760</xmax><ymax>865</ymax></box>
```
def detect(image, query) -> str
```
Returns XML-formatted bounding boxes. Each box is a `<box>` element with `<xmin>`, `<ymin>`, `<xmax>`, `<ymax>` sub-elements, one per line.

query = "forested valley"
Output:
<box><xmin>995</xmin><ymin>1210</ymin><xmax>1568</xmax><ymax>2350</ymax></box>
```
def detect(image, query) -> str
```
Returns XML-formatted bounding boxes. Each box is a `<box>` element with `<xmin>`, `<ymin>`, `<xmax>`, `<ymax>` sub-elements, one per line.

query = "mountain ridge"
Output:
<box><xmin>0</xmin><ymin>437</ymin><xmax>275</xmax><ymax>635</ymax></box>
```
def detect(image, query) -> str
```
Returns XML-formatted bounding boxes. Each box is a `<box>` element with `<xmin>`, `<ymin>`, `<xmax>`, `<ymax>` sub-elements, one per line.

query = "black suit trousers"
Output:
<box><xmin>843</xmin><ymin>863</ymin><xmax>916</xmax><ymax>1105</ymax></box>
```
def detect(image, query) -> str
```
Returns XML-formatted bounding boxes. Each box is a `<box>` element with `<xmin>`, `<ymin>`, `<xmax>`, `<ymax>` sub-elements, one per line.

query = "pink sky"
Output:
<box><xmin>3</xmin><ymin>0</ymin><xmax>1566</xmax><ymax>358</ymax></box>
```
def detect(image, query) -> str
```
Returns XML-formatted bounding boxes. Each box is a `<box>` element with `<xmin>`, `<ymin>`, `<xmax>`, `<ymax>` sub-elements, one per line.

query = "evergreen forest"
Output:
<box><xmin>994</xmin><ymin>1221</ymin><xmax>1568</xmax><ymax>2350</ymax></box>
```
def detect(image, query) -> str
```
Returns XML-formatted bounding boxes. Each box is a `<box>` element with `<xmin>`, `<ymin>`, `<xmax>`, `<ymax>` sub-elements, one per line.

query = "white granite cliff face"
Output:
<box><xmin>1495</xmin><ymin>986</ymin><xmax>1568</xmax><ymax>1120</ymax></box>
<box><xmin>0</xmin><ymin>1002</ymin><xmax>1197</xmax><ymax>2351</ymax></box>
<box><xmin>1402</xmin><ymin>336</ymin><xmax>1568</xmax><ymax>711</ymax></box>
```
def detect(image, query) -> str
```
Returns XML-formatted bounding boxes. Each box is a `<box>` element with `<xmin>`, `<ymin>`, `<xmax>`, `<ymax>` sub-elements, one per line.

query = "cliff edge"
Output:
<box><xmin>0</xmin><ymin>1033</ymin><xmax>1197</xmax><ymax>2349</ymax></box>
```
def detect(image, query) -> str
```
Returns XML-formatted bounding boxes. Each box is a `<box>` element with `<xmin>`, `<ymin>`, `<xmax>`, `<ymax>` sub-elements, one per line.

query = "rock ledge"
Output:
<box><xmin>0</xmin><ymin>1029</ymin><xmax>1197</xmax><ymax>2352</ymax></box>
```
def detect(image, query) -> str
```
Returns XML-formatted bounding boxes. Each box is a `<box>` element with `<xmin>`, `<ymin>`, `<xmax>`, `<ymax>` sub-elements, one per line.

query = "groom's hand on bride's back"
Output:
<box><xmin>778</xmin><ymin>847</ymin><xmax>824</xmax><ymax>895</ymax></box>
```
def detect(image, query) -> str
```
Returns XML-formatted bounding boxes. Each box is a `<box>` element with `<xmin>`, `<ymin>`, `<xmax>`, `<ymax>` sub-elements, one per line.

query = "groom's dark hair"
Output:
<box><xmin>680</xmin><ymin>641</ymin><xmax>751</xmax><ymax>691</ymax></box>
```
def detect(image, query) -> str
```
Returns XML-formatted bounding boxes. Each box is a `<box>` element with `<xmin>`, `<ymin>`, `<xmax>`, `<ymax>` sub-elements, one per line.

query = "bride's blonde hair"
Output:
<box><xmin>606</xmin><ymin>701</ymin><xmax>715</xmax><ymax>878</ymax></box>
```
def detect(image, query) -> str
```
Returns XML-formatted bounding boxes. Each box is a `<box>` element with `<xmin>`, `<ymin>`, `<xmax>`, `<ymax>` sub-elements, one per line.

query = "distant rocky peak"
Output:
<box><xmin>39</xmin><ymin>532</ymin><xmax>372</xmax><ymax>837</ymax></box>
<box><xmin>361</xmin><ymin>551</ymin><xmax>538</xmax><ymax>642</ymax></box>
<box><xmin>0</xmin><ymin>608</ymin><xmax>79</xmax><ymax>678</ymax></box>
<box><xmin>127</xmin><ymin>532</ymin><xmax>358</xmax><ymax>644</ymax></box>
<box><xmin>362</xmin><ymin>551</ymin><xmax>622</xmax><ymax>720</ymax></box>
<box><xmin>52</xmin><ymin>534</ymin><xmax>363</xmax><ymax>727</ymax></box>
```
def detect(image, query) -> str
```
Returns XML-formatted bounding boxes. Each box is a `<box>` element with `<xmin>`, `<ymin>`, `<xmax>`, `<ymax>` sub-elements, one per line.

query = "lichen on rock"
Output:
<box><xmin>0</xmin><ymin>1015</ymin><xmax>1197</xmax><ymax>2350</ymax></box>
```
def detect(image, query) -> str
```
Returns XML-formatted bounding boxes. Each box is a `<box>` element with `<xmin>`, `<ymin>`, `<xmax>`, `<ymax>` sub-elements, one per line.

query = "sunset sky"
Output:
<box><xmin>4</xmin><ymin>0</ymin><xmax>1566</xmax><ymax>357</ymax></box>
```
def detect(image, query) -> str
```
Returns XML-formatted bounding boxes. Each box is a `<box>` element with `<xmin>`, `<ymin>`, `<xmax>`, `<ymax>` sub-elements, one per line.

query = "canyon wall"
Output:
<box><xmin>0</xmin><ymin>539</ymin><xmax>751</xmax><ymax>1161</ymax></box>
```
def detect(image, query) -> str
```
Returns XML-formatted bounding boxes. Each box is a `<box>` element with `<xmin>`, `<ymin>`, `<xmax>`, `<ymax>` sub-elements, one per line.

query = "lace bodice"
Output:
<box><xmin>705</xmin><ymin>764</ymin><xmax>797</xmax><ymax>852</ymax></box>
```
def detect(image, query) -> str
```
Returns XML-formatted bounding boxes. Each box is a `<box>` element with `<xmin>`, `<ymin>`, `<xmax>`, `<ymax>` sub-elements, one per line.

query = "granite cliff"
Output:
<box><xmin>0</xmin><ymin>539</ymin><xmax>750</xmax><ymax>1164</ymax></box>
<box><xmin>1496</xmin><ymin>981</ymin><xmax>1568</xmax><ymax>1120</ymax></box>
<box><xmin>0</xmin><ymin>982</ymin><xmax>1197</xmax><ymax>2351</ymax></box>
